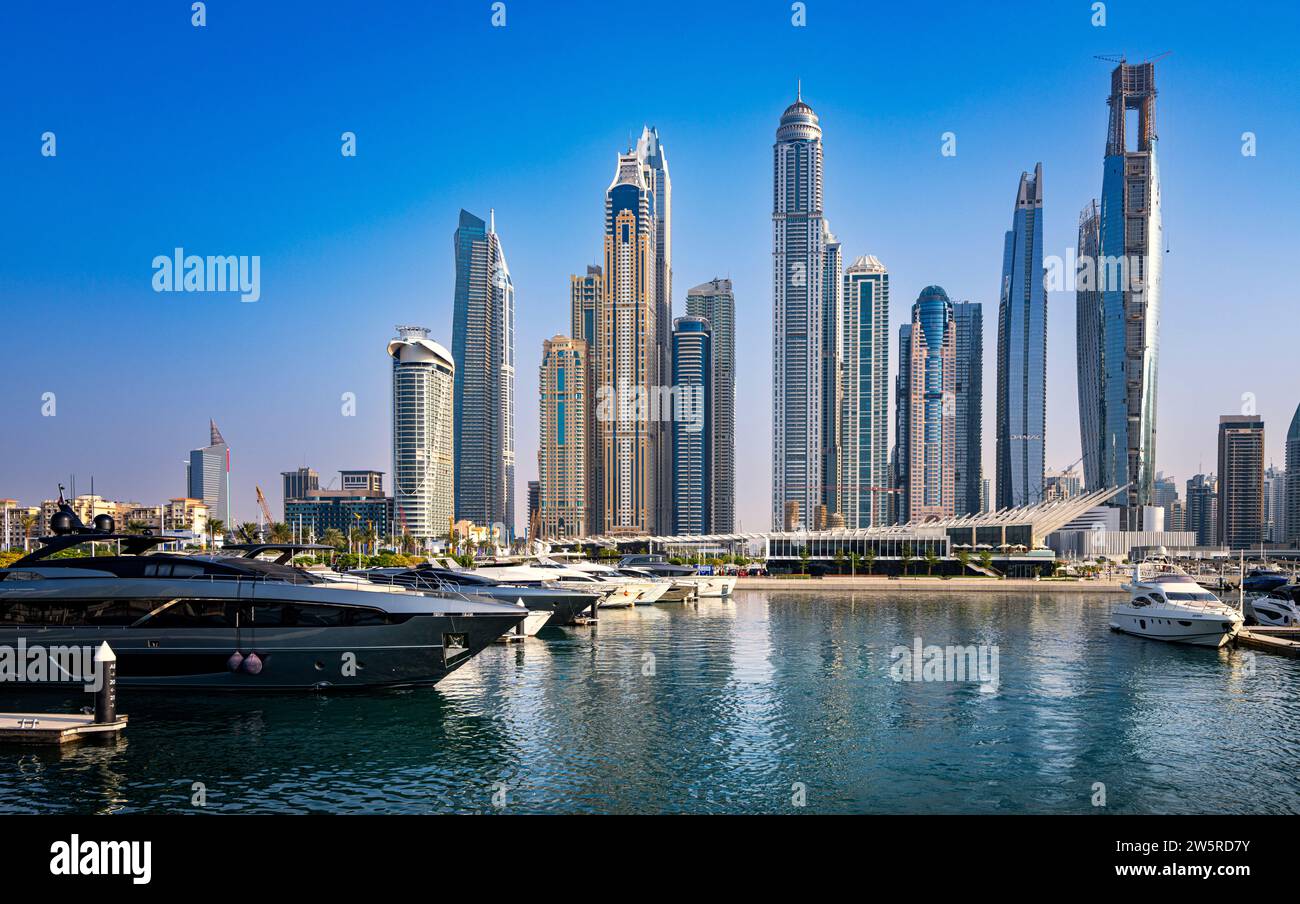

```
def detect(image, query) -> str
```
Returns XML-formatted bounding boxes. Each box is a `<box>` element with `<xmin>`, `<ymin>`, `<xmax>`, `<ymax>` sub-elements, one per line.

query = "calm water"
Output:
<box><xmin>3</xmin><ymin>590</ymin><xmax>1298</xmax><ymax>815</ymax></box>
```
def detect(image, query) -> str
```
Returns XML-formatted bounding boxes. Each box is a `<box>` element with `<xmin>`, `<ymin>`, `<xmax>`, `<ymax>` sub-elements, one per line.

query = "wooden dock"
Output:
<box><xmin>1235</xmin><ymin>627</ymin><xmax>1300</xmax><ymax>658</ymax></box>
<box><xmin>0</xmin><ymin>712</ymin><xmax>129</xmax><ymax>745</ymax></box>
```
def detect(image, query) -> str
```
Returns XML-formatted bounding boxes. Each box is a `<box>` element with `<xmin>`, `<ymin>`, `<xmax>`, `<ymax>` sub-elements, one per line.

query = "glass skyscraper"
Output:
<box><xmin>187</xmin><ymin>420</ymin><xmax>230</xmax><ymax>527</ymax></box>
<box><xmin>635</xmin><ymin>127</ymin><xmax>673</xmax><ymax>536</ymax></box>
<box><xmin>840</xmin><ymin>256</ymin><xmax>889</xmax><ymax>527</ymax></box>
<box><xmin>1287</xmin><ymin>403</ymin><xmax>1300</xmax><ymax>544</ymax></box>
<box><xmin>1097</xmin><ymin>61</ymin><xmax>1163</xmax><ymax>525</ymax></box>
<box><xmin>671</xmin><ymin>316</ymin><xmax>711</xmax><ymax>534</ymax></box>
<box><xmin>1217</xmin><ymin>415</ymin><xmax>1265</xmax><ymax>550</ymax></box>
<box><xmin>538</xmin><ymin>336</ymin><xmax>588</xmax><ymax>538</ymax></box>
<box><xmin>772</xmin><ymin>91</ymin><xmax>830</xmax><ymax>530</ymax></box>
<box><xmin>904</xmin><ymin>287</ymin><xmax>957</xmax><ymax>522</ymax></box>
<box><xmin>996</xmin><ymin>163</ymin><xmax>1047</xmax><ymax>509</ymax></box>
<box><xmin>685</xmin><ymin>278</ymin><xmax>735</xmax><ymax>533</ymax></box>
<box><xmin>451</xmin><ymin>209</ymin><xmax>514</xmax><ymax>537</ymax></box>
<box><xmin>953</xmin><ymin>300</ymin><xmax>983</xmax><ymax>516</ymax></box>
<box><xmin>1075</xmin><ymin>199</ymin><xmax>1103</xmax><ymax>492</ymax></box>
<box><xmin>893</xmin><ymin>324</ymin><xmax>912</xmax><ymax>523</ymax></box>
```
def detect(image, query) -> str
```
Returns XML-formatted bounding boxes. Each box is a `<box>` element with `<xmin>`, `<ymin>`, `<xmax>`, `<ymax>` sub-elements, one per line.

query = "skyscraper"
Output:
<box><xmin>538</xmin><ymin>336</ymin><xmax>588</xmax><ymax>539</ymax></box>
<box><xmin>187</xmin><ymin>420</ymin><xmax>230</xmax><ymax>527</ymax></box>
<box><xmin>570</xmin><ymin>265</ymin><xmax>602</xmax><ymax>351</ymax></box>
<box><xmin>281</xmin><ymin>467</ymin><xmax>319</xmax><ymax>503</ymax></box>
<box><xmin>952</xmin><ymin>300</ymin><xmax>983</xmax><ymax>516</ymax></box>
<box><xmin>893</xmin><ymin>324</ymin><xmax>913</xmax><ymax>523</ymax></box>
<box><xmin>635</xmin><ymin>127</ymin><xmax>673</xmax><ymax>536</ymax></box>
<box><xmin>686</xmin><ymin>278</ymin><xmax>736</xmax><ymax>533</ymax></box>
<box><xmin>598</xmin><ymin>150</ymin><xmax>658</xmax><ymax>535</ymax></box>
<box><xmin>1288</xmin><ymin>403</ymin><xmax>1300</xmax><ymax>543</ymax></box>
<box><xmin>388</xmin><ymin>326</ymin><xmax>454</xmax><ymax>542</ymax></box>
<box><xmin>1098</xmin><ymin>61</ymin><xmax>1163</xmax><ymax>524</ymax></box>
<box><xmin>905</xmin><ymin>287</ymin><xmax>957</xmax><ymax>522</ymax></box>
<box><xmin>772</xmin><ymin>90</ymin><xmax>829</xmax><ymax>530</ymax></box>
<box><xmin>451</xmin><ymin>209</ymin><xmax>515</xmax><ymax>536</ymax></box>
<box><xmin>671</xmin><ymin>316</ymin><xmax>712</xmax><ymax>534</ymax></box>
<box><xmin>840</xmin><ymin>256</ymin><xmax>890</xmax><ymax>527</ymax></box>
<box><xmin>570</xmin><ymin>265</ymin><xmax>602</xmax><ymax>531</ymax></box>
<box><xmin>1217</xmin><ymin>415</ymin><xmax>1264</xmax><ymax>549</ymax></box>
<box><xmin>1185</xmin><ymin>474</ymin><xmax>1218</xmax><ymax>547</ymax></box>
<box><xmin>996</xmin><ymin>163</ymin><xmax>1047</xmax><ymax>510</ymax></box>
<box><xmin>1263</xmin><ymin>465</ymin><xmax>1286</xmax><ymax>543</ymax></box>
<box><xmin>1075</xmin><ymin>200</ymin><xmax>1103</xmax><ymax>492</ymax></box>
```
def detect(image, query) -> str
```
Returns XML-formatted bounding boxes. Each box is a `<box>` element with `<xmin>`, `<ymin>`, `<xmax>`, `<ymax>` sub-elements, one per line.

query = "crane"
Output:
<box><xmin>255</xmin><ymin>485</ymin><xmax>275</xmax><ymax>535</ymax></box>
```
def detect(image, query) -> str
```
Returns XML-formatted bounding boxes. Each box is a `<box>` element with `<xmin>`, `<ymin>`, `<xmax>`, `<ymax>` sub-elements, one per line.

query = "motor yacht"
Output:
<box><xmin>558</xmin><ymin>560</ymin><xmax>670</xmax><ymax>604</ymax></box>
<box><xmin>0</xmin><ymin>503</ymin><xmax>526</xmax><ymax>690</ymax></box>
<box><xmin>471</xmin><ymin>558</ymin><xmax>649</xmax><ymax>608</ymax></box>
<box><xmin>1244</xmin><ymin>584</ymin><xmax>1300</xmax><ymax>627</ymax></box>
<box><xmin>1111</xmin><ymin>559</ymin><xmax>1243</xmax><ymax>647</ymax></box>
<box><xmin>618</xmin><ymin>553</ymin><xmax>737</xmax><ymax>597</ymax></box>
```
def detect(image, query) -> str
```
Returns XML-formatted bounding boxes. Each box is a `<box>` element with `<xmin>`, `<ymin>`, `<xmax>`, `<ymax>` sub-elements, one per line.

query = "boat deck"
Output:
<box><xmin>0</xmin><ymin>712</ymin><xmax>129</xmax><ymax>745</ymax></box>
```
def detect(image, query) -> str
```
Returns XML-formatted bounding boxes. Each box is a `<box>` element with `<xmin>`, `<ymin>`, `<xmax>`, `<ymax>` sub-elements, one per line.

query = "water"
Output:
<box><xmin>3</xmin><ymin>590</ymin><xmax>1298</xmax><ymax>814</ymax></box>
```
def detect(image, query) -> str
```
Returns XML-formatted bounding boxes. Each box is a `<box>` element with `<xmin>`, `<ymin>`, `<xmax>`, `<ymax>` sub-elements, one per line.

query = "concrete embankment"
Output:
<box><xmin>733</xmin><ymin>577</ymin><xmax>1128</xmax><ymax>594</ymax></box>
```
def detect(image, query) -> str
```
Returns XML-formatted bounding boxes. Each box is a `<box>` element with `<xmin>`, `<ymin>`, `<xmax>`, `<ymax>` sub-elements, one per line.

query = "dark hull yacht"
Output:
<box><xmin>0</xmin><ymin>500</ymin><xmax>526</xmax><ymax>690</ymax></box>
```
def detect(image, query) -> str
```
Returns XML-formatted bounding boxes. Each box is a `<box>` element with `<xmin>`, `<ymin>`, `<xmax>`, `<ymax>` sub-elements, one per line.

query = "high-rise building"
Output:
<box><xmin>388</xmin><ymin>326</ymin><xmax>454</xmax><ymax>542</ymax></box>
<box><xmin>634</xmin><ymin>127</ymin><xmax>673</xmax><ymax>536</ymax></box>
<box><xmin>1288</xmin><ymin>404</ymin><xmax>1300</xmax><ymax>544</ymax></box>
<box><xmin>1075</xmin><ymin>199</ymin><xmax>1103</xmax><ymax>492</ymax></box>
<box><xmin>953</xmin><ymin>301</ymin><xmax>983</xmax><ymax>516</ymax></box>
<box><xmin>821</xmin><ymin>224</ymin><xmax>843</xmax><ymax>519</ymax></box>
<box><xmin>1098</xmin><ymin>61</ymin><xmax>1163</xmax><ymax>524</ymax></box>
<box><xmin>451</xmin><ymin>209</ymin><xmax>515</xmax><ymax>537</ymax></box>
<box><xmin>980</xmin><ymin>477</ymin><xmax>992</xmax><ymax>514</ymax></box>
<box><xmin>281</xmin><ymin>466</ymin><xmax>319</xmax><ymax>503</ymax></box>
<box><xmin>905</xmin><ymin>286</ymin><xmax>957</xmax><ymax>522</ymax></box>
<box><xmin>1185</xmin><ymin>474</ymin><xmax>1218</xmax><ymax>547</ymax></box>
<box><xmin>598</xmin><ymin>150</ymin><xmax>658</xmax><ymax>535</ymax></box>
<box><xmin>840</xmin><ymin>256</ymin><xmax>890</xmax><ymax>527</ymax></box>
<box><xmin>340</xmin><ymin>470</ymin><xmax>384</xmax><ymax>494</ymax></box>
<box><xmin>893</xmin><ymin>323</ymin><xmax>913</xmax><ymax>523</ymax></box>
<box><xmin>1263</xmin><ymin>465</ymin><xmax>1287</xmax><ymax>543</ymax></box>
<box><xmin>772</xmin><ymin>90</ymin><xmax>829</xmax><ymax>530</ymax></box>
<box><xmin>570</xmin><ymin>265</ymin><xmax>602</xmax><ymax>531</ymax></box>
<box><xmin>996</xmin><ymin>163</ymin><xmax>1047</xmax><ymax>509</ymax></box>
<box><xmin>538</xmin><ymin>336</ymin><xmax>588</xmax><ymax>539</ymax></box>
<box><xmin>1217</xmin><ymin>415</ymin><xmax>1264</xmax><ymax>549</ymax></box>
<box><xmin>570</xmin><ymin>266</ymin><xmax>602</xmax><ymax>350</ymax></box>
<box><xmin>1153</xmin><ymin>471</ymin><xmax>1178</xmax><ymax>531</ymax></box>
<box><xmin>187</xmin><ymin>420</ymin><xmax>230</xmax><ymax>527</ymax></box>
<box><xmin>671</xmin><ymin>317</ymin><xmax>712</xmax><ymax>534</ymax></box>
<box><xmin>526</xmin><ymin>480</ymin><xmax>540</xmax><ymax>541</ymax></box>
<box><xmin>685</xmin><ymin>278</ymin><xmax>736</xmax><ymax>532</ymax></box>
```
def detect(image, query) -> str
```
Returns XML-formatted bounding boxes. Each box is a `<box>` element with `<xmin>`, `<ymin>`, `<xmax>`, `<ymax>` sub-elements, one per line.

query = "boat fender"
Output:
<box><xmin>242</xmin><ymin>652</ymin><xmax>263</xmax><ymax>675</ymax></box>
<box><xmin>226</xmin><ymin>651</ymin><xmax>244</xmax><ymax>672</ymax></box>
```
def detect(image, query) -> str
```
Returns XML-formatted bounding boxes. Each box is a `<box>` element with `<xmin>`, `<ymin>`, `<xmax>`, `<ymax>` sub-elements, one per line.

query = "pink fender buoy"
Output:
<box><xmin>242</xmin><ymin>652</ymin><xmax>263</xmax><ymax>675</ymax></box>
<box><xmin>227</xmin><ymin>651</ymin><xmax>244</xmax><ymax>672</ymax></box>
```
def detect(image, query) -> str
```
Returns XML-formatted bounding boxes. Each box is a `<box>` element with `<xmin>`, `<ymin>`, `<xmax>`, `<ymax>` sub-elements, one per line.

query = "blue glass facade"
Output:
<box><xmin>671</xmin><ymin>317</ymin><xmax>711</xmax><ymax>534</ymax></box>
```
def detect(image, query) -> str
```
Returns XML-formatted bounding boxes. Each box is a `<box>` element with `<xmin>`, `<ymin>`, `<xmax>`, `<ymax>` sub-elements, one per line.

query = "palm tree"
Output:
<box><xmin>957</xmin><ymin>549</ymin><xmax>971</xmax><ymax>575</ymax></box>
<box><xmin>19</xmin><ymin>512</ymin><xmax>38</xmax><ymax>551</ymax></box>
<box><xmin>206</xmin><ymin>519</ymin><xmax>225</xmax><ymax>550</ymax></box>
<box><xmin>849</xmin><ymin>551</ymin><xmax>861</xmax><ymax>577</ymax></box>
<box><xmin>864</xmin><ymin>549</ymin><xmax>876</xmax><ymax>576</ymax></box>
<box><xmin>237</xmin><ymin>522</ymin><xmax>259</xmax><ymax>544</ymax></box>
<box><xmin>320</xmin><ymin>528</ymin><xmax>345</xmax><ymax>550</ymax></box>
<box><xmin>924</xmin><ymin>550</ymin><xmax>940</xmax><ymax>576</ymax></box>
<box><xmin>978</xmin><ymin>549</ymin><xmax>994</xmax><ymax>574</ymax></box>
<box><xmin>799</xmin><ymin>546</ymin><xmax>811</xmax><ymax>575</ymax></box>
<box><xmin>124</xmin><ymin>519</ymin><xmax>147</xmax><ymax>534</ymax></box>
<box><xmin>269</xmin><ymin>522</ymin><xmax>292</xmax><ymax>544</ymax></box>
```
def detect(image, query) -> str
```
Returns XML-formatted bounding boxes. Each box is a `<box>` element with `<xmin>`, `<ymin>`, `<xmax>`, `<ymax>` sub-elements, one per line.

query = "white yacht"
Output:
<box><xmin>1245</xmin><ymin>584</ymin><xmax>1300</xmax><ymax>627</ymax></box>
<box><xmin>558</xmin><ymin>560</ymin><xmax>670</xmax><ymax>604</ymax></box>
<box><xmin>1111</xmin><ymin>560</ymin><xmax>1243</xmax><ymax>647</ymax></box>
<box><xmin>470</xmin><ymin>558</ymin><xmax>645</xmax><ymax>608</ymax></box>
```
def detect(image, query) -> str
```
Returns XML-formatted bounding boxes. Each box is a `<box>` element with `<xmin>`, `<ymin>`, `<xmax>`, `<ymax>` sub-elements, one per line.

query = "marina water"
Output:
<box><xmin>3</xmin><ymin>590</ymin><xmax>1298</xmax><ymax>814</ymax></box>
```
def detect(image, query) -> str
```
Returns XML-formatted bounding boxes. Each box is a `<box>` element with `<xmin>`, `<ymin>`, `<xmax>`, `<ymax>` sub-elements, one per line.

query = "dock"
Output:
<box><xmin>0</xmin><ymin>712</ymin><xmax>129</xmax><ymax>745</ymax></box>
<box><xmin>1235</xmin><ymin>627</ymin><xmax>1300</xmax><ymax>658</ymax></box>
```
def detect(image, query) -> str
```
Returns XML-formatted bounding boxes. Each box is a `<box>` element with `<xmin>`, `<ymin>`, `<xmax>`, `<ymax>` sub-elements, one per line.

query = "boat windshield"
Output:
<box><xmin>1164</xmin><ymin>591</ymin><xmax>1219</xmax><ymax>603</ymax></box>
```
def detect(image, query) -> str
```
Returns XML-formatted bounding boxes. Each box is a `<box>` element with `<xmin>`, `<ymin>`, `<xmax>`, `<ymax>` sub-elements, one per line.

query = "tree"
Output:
<box><xmin>207</xmin><ymin>519</ymin><xmax>225</xmax><ymax>549</ymax></box>
<box><xmin>799</xmin><ymin>546</ymin><xmax>811</xmax><ymax>575</ymax></box>
<box><xmin>925</xmin><ymin>550</ymin><xmax>940</xmax><ymax>576</ymax></box>
<box><xmin>864</xmin><ymin>549</ymin><xmax>876</xmax><ymax>576</ymax></box>
<box><xmin>237</xmin><ymin>522</ymin><xmax>260</xmax><ymax>544</ymax></box>
<box><xmin>124</xmin><ymin>519</ymin><xmax>148</xmax><ymax>535</ymax></box>
<box><xmin>849</xmin><ymin>551</ymin><xmax>861</xmax><ymax>577</ymax></box>
<box><xmin>320</xmin><ymin>528</ymin><xmax>345</xmax><ymax>550</ymax></box>
<box><xmin>978</xmin><ymin>549</ymin><xmax>994</xmax><ymax>574</ymax></box>
<box><xmin>957</xmin><ymin>550</ymin><xmax>971</xmax><ymax>575</ymax></box>
<box><xmin>900</xmin><ymin>544</ymin><xmax>914</xmax><ymax>577</ymax></box>
<box><xmin>19</xmin><ymin>512</ymin><xmax>38</xmax><ymax>552</ymax></box>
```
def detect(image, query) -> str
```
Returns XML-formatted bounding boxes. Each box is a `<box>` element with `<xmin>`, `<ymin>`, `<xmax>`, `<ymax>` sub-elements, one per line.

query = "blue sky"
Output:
<box><xmin>2</xmin><ymin>0</ymin><xmax>1298</xmax><ymax>531</ymax></box>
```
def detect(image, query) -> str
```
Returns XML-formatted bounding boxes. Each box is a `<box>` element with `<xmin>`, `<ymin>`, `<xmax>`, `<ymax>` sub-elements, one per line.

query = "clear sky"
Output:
<box><xmin>2</xmin><ymin>0</ymin><xmax>1298</xmax><ymax>531</ymax></box>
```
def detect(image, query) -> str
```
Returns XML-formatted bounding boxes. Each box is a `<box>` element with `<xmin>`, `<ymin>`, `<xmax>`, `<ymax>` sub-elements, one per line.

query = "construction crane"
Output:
<box><xmin>255</xmin><ymin>485</ymin><xmax>275</xmax><ymax>535</ymax></box>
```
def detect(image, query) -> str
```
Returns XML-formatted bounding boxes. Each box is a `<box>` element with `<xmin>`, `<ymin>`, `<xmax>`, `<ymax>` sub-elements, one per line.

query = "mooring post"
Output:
<box><xmin>93</xmin><ymin>642</ymin><xmax>117</xmax><ymax>724</ymax></box>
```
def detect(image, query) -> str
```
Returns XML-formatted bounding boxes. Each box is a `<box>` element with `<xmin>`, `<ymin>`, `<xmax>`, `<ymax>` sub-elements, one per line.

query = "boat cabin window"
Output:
<box><xmin>142</xmin><ymin>562</ymin><xmax>205</xmax><ymax>578</ymax></box>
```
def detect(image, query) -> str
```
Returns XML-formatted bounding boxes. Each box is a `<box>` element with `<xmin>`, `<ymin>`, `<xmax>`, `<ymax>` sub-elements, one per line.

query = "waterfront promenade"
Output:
<box><xmin>734</xmin><ymin>576</ymin><xmax>1128</xmax><ymax>594</ymax></box>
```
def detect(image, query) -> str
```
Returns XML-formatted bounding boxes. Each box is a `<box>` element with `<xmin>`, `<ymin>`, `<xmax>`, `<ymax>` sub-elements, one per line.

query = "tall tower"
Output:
<box><xmin>451</xmin><ymin>209</ymin><xmax>515</xmax><ymax>536</ymax></box>
<box><xmin>1099</xmin><ymin>61</ymin><xmax>1163</xmax><ymax>525</ymax></box>
<box><xmin>598</xmin><ymin>151</ymin><xmax>658</xmax><ymax>535</ymax></box>
<box><xmin>906</xmin><ymin>287</ymin><xmax>957</xmax><ymax>522</ymax></box>
<box><xmin>893</xmin><ymin>324</ymin><xmax>913</xmax><ymax>523</ymax></box>
<box><xmin>840</xmin><ymin>256</ymin><xmax>890</xmax><ymax>527</ymax></box>
<box><xmin>1217</xmin><ymin>415</ymin><xmax>1265</xmax><ymax>550</ymax></box>
<box><xmin>570</xmin><ymin>265</ymin><xmax>603</xmax><ymax>531</ymax></box>
<box><xmin>1286</xmin><ymin>404</ymin><xmax>1300</xmax><ymax>544</ymax></box>
<box><xmin>671</xmin><ymin>316</ymin><xmax>712</xmax><ymax>534</ymax></box>
<box><xmin>996</xmin><ymin>163</ymin><xmax>1047</xmax><ymax>509</ymax></box>
<box><xmin>188</xmin><ymin>420</ymin><xmax>230</xmax><ymax>528</ymax></box>
<box><xmin>821</xmin><ymin>224</ymin><xmax>843</xmax><ymax>519</ymax></box>
<box><xmin>1075</xmin><ymin>199</ymin><xmax>1103</xmax><ymax>492</ymax></box>
<box><xmin>388</xmin><ymin>326</ymin><xmax>454</xmax><ymax>542</ymax></box>
<box><xmin>772</xmin><ymin>90</ymin><xmax>828</xmax><ymax>530</ymax></box>
<box><xmin>952</xmin><ymin>301</ymin><xmax>983</xmax><ymax>516</ymax></box>
<box><xmin>538</xmin><ymin>336</ymin><xmax>588</xmax><ymax>539</ymax></box>
<box><xmin>635</xmin><ymin>127</ymin><xmax>673</xmax><ymax>535</ymax></box>
<box><xmin>686</xmin><ymin>278</ymin><xmax>736</xmax><ymax>532</ymax></box>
